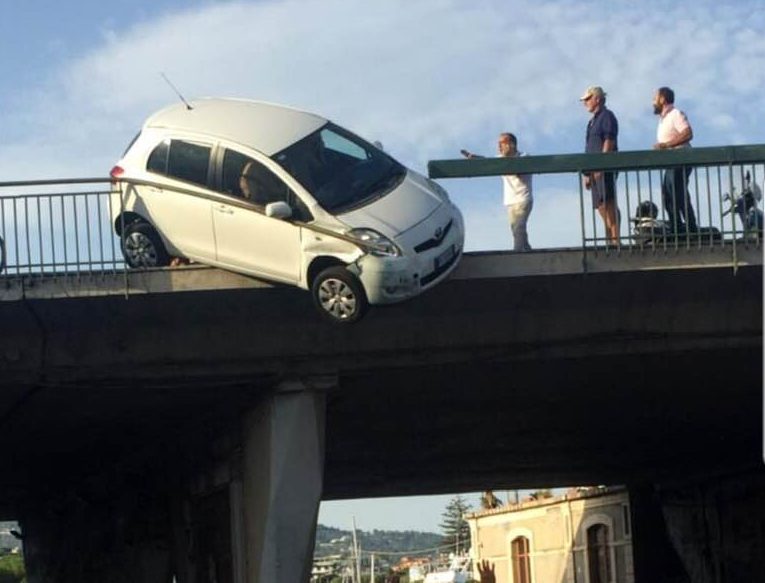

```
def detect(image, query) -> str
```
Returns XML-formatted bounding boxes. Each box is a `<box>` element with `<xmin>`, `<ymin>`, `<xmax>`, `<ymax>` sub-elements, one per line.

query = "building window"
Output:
<box><xmin>511</xmin><ymin>536</ymin><xmax>532</xmax><ymax>583</ymax></box>
<box><xmin>622</xmin><ymin>503</ymin><xmax>631</xmax><ymax>537</ymax></box>
<box><xmin>587</xmin><ymin>524</ymin><xmax>611</xmax><ymax>583</ymax></box>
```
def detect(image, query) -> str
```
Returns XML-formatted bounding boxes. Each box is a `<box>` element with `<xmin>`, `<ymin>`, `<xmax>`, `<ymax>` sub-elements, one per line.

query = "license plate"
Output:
<box><xmin>435</xmin><ymin>245</ymin><xmax>455</xmax><ymax>270</ymax></box>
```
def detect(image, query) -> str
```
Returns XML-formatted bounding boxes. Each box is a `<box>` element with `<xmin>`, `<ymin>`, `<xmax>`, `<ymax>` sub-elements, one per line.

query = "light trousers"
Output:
<box><xmin>507</xmin><ymin>199</ymin><xmax>533</xmax><ymax>252</ymax></box>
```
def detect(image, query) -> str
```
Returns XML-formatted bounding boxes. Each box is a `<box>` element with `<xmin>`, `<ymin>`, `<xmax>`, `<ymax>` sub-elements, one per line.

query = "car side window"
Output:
<box><xmin>147</xmin><ymin>140</ymin><xmax>170</xmax><ymax>174</ymax></box>
<box><xmin>222</xmin><ymin>150</ymin><xmax>312</xmax><ymax>221</ymax></box>
<box><xmin>146</xmin><ymin>139</ymin><xmax>211</xmax><ymax>188</ymax></box>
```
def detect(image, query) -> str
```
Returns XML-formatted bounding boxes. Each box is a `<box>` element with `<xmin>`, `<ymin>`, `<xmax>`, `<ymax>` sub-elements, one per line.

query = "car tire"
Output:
<box><xmin>312</xmin><ymin>266</ymin><xmax>368</xmax><ymax>324</ymax></box>
<box><xmin>122</xmin><ymin>221</ymin><xmax>170</xmax><ymax>268</ymax></box>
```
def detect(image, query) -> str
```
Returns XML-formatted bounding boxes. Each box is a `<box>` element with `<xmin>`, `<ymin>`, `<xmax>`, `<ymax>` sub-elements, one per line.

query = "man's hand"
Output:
<box><xmin>584</xmin><ymin>175</ymin><xmax>592</xmax><ymax>190</ymax></box>
<box><xmin>653</xmin><ymin>142</ymin><xmax>667</xmax><ymax>150</ymax></box>
<box><xmin>477</xmin><ymin>560</ymin><xmax>496</xmax><ymax>583</ymax></box>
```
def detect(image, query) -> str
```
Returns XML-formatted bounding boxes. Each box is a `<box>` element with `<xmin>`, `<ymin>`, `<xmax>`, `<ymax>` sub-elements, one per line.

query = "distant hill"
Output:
<box><xmin>315</xmin><ymin>524</ymin><xmax>442</xmax><ymax>558</ymax></box>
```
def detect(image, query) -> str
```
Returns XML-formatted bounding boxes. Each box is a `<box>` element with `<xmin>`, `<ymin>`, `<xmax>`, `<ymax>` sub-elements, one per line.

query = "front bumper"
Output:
<box><xmin>354</xmin><ymin>207</ymin><xmax>464</xmax><ymax>305</ymax></box>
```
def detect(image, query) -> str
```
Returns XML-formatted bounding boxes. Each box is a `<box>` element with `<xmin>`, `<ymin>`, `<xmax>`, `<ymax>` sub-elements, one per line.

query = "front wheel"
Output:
<box><xmin>122</xmin><ymin>221</ymin><xmax>170</xmax><ymax>268</ymax></box>
<box><xmin>311</xmin><ymin>266</ymin><xmax>368</xmax><ymax>324</ymax></box>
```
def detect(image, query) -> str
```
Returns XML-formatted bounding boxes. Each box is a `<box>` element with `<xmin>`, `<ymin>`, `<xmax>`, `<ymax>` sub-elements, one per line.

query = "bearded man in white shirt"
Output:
<box><xmin>653</xmin><ymin>87</ymin><xmax>698</xmax><ymax>233</ymax></box>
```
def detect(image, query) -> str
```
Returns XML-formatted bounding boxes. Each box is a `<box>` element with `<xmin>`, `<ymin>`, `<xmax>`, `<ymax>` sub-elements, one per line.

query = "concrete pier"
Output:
<box><xmin>241</xmin><ymin>380</ymin><xmax>327</xmax><ymax>583</ymax></box>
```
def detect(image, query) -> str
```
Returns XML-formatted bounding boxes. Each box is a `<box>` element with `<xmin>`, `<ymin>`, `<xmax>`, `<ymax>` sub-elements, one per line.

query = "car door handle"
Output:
<box><xmin>215</xmin><ymin>204</ymin><xmax>234</xmax><ymax>215</ymax></box>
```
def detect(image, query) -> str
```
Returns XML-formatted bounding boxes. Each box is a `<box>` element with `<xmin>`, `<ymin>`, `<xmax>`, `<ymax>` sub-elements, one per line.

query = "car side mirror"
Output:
<box><xmin>265</xmin><ymin>201</ymin><xmax>292</xmax><ymax>220</ymax></box>
<box><xmin>373</xmin><ymin>140</ymin><xmax>384</xmax><ymax>151</ymax></box>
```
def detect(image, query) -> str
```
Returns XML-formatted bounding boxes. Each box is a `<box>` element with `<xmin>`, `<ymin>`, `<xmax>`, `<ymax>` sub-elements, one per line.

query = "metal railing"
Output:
<box><xmin>0</xmin><ymin>176</ymin><xmax>376</xmax><ymax>283</ymax></box>
<box><xmin>0</xmin><ymin>178</ymin><xmax>122</xmax><ymax>279</ymax></box>
<box><xmin>428</xmin><ymin>144</ymin><xmax>765</xmax><ymax>258</ymax></box>
<box><xmin>0</xmin><ymin>145</ymin><xmax>763</xmax><ymax>284</ymax></box>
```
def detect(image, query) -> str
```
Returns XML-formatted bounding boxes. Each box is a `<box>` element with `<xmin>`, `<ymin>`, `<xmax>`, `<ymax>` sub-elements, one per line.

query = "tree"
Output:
<box><xmin>480</xmin><ymin>490</ymin><xmax>502</xmax><ymax>510</ymax></box>
<box><xmin>529</xmin><ymin>489</ymin><xmax>554</xmax><ymax>501</ymax></box>
<box><xmin>439</xmin><ymin>495</ymin><xmax>472</xmax><ymax>554</ymax></box>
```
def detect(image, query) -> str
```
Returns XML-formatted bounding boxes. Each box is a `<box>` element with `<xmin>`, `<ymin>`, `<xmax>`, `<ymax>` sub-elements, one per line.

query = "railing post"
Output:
<box><xmin>119</xmin><ymin>182</ymin><xmax>129</xmax><ymax>298</ymax></box>
<box><xmin>728</xmin><ymin>163</ymin><xmax>738</xmax><ymax>273</ymax></box>
<box><xmin>624</xmin><ymin>170</ymin><xmax>633</xmax><ymax>253</ymax></box>
<box><xmin>716</xmin><ymin>167</ymin><xmax>725</xmax><ymax>251</ymax></box>
<box><xmin>578</xmin><ymin>170</ymin><xmax>588</xmax><ymax>273</ymax></box>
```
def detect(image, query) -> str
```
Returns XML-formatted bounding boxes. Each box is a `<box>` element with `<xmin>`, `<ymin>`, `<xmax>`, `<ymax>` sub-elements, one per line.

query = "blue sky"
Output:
<box><xmin>1</xmin><ymin>0</ymin><xmax>763</xmax><ymax>531</ymax></box>
<box><xmin>2</xmin><ymin>0</ymin><xmax>763</xmax><ymax>252</ymax></box>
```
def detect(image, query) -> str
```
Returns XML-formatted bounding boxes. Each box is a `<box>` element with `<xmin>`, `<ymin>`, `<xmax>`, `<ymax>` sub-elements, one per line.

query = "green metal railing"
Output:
<box><xmin>429</xmin><ymin>144</ymin><xmax>765</xmax><ymax>256</ymax></box>
<box><xmin>0</xmin><ymin>145</ymin><xmax>763</xmax><ymax>283</ymax></box>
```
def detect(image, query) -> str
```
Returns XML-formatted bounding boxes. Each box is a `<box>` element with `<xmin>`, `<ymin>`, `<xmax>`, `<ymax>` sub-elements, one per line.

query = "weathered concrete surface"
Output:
<box><xmin>1</xmin><ymin>245</ymin><xmax>760</xmax><ymax>302</ymax></box>
<box><xmin>0</xmin><ymin>249</ymin><xmax>761</xmax><ymax>503</ymax></box>
<box><xmin>0</xmin><ymin>248</ymin><xmax>761</xmax><ymax>582</ymax></box>
<box><xmin>658</xmin><ymin>470</ymin><xmax>765</xmax><ymax>583</ymax></box>
<box><xmin>241</xmin><ymin>383</ymin><xmax>326</xmax><ymax>583</ymax></box>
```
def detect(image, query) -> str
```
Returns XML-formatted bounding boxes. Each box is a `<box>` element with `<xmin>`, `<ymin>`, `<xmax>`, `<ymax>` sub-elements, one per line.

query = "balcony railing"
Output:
<box><xmin>0</xmin><ymin>145</ymin><xmax>763</xmax><ymax>284</ymax></box>
<box><xmin>428</xmin><ymin>144</ymin><xmax>764</xmax><ymax>262</ymax></box>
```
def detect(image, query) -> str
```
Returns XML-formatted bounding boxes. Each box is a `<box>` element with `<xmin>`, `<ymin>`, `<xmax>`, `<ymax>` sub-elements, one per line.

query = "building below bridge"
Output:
<box><xmin>467</xmin><ymin>486</ymin><xmax>633</xmax><ymax>583</ymax></box>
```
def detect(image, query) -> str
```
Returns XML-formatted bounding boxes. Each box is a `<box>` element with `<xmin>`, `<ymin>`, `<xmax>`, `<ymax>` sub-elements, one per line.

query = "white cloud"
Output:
<box><xmin>1</xmin><ymin>0</ymin><xmax>763</xmax><ymax>249</ymax></box>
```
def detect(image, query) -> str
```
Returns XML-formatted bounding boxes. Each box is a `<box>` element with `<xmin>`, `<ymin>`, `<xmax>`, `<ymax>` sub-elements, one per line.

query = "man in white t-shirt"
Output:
<box><xmin>653</xmin><ymin>87</ymin><xmax>698</xmax><ymax>232</ymax></box>
<box><xmin>461</xmin><ymin>133</ymin><xmax>533</xmax><ymax>251</ymax></box>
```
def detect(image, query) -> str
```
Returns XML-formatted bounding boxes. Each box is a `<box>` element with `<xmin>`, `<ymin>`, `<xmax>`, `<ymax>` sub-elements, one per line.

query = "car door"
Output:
<box><xmin>212</xmin><ymin>149</ymin><xmax>304</xmax><ymax>284</ymax></box>
<box><xmin>140</xmin><ymin>138</ymin><xmax>216</xmax><ymax>261</ymax></box>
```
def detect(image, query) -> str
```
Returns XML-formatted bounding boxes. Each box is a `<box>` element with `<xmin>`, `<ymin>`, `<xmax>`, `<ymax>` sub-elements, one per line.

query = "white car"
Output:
<box><xmin>110</xmin><ymin>98</ymin><xmax>464</xmax><ymax>323</ymax></box>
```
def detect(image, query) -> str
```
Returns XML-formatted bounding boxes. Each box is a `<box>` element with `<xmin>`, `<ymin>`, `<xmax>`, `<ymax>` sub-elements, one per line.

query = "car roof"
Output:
<box><xmin>143</xmin><ymin>98</ymin><xmax>328</xmax><ymax>156</ymax></box>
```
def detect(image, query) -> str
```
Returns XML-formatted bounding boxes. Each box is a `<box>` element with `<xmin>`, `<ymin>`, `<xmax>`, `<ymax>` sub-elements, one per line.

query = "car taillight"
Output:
<box><xmin>110</xmin><ymin>165</ymin><xmax>124</xmax><ymax>178</ymax></box>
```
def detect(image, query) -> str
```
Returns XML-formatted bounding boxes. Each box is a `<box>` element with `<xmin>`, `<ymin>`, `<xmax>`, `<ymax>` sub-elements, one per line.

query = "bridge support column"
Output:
<box><xmin>238</xmin><ymin>379</ymin><xmax>328</xmax><ymax>583</ymax></box>
<box><xmin>657</xmin><ymin>470</ymin><xmax>765</xmax><ymax>583</ymax></box>
<box><xmin>628</xmin><ymin>484</ymin><xmax>689</xmax><ymax>583</ymax></box>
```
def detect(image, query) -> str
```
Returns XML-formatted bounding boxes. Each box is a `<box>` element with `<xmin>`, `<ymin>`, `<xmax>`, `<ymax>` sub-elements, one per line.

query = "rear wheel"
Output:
<box><xmin>311</xmin><ymin>266</ymin><xmax>368</xmax><ymax>324</ymax></box>
<box><xmin>122</xmin><ymin>221</ymin><xmax>170</xmax><ymax>268</ymax></box>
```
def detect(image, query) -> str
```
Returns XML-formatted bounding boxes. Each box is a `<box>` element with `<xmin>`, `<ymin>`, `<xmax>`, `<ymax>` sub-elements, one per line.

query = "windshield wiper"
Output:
<box><xmin>366</xmin><ymin>168</ymin><xmax>405</xmax><ymax>197</ymax></box>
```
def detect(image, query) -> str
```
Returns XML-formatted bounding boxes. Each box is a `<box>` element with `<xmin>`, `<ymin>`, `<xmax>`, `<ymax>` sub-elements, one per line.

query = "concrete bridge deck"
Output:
<box><xmin>0</xmin><ymin>143</ymin><xmax>762</xmax><ymax>582</ymax></box>
<box><xmin>1</xmin><ymin>247</ymin><xmax>761</xmax><ymax>502</ymax></box>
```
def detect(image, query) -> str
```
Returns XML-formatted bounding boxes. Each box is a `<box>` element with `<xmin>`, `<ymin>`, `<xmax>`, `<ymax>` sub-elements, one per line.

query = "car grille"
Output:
<box><xmin>414</xmin><ymin>220</ymin><xmax>453</xmax><ymax>253</ymax></box>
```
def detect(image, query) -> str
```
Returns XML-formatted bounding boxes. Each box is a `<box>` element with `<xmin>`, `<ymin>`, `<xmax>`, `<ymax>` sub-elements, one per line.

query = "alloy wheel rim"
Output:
<box><xmin>318</xmin><ymin>277</ymin><xmax>357</xmax><ymax>320</ymax></box>
<box><xmin>125</xmin><ymin>232</ymin><xmax>158</xmax><ymax>266</ymax></box>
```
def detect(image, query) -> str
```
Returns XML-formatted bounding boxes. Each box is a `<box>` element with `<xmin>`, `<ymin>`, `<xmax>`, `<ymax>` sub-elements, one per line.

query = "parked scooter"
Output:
<box><xmin>723</xmin><ymin>170</ymin><xmax>763</xmax><ymax>238</ymax></box>
<box><xmin>631</xmin><ymin>200</ymin><xmax>669</xmax><ymax>244</ymax></box>
<box><xmin>631</xmin><ymin>200</ymin><xmax>721</xmax><ymax>244</ymax></box>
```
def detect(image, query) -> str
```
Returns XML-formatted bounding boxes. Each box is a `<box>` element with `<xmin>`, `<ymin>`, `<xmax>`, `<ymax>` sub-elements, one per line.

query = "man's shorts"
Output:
<box><xmin>591</xmin><ymin>172</ymin><xmax>617</xmax><ymax>209</ymax></box>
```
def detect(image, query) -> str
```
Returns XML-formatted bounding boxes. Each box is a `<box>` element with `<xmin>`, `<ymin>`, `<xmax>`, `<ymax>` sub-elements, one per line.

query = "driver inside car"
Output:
<box><xmin>239</xmin><ymin>160</ymin><xmax>268</xmax><ymax>207</ymax></box>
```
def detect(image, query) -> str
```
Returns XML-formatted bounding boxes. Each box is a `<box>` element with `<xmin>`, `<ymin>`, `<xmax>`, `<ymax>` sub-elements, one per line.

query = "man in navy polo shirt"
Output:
<box><xmin>581</xmin><ymin>85</ymin><xmax>620</xmax><ymax>244</ymax></box>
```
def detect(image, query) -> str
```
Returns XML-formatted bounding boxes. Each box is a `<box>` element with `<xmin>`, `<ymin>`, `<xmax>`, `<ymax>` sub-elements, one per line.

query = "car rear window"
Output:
<box><xmin>146</xmin><ymin>139</ymin><xmax>211</xmax><ymax>188</ymax></box>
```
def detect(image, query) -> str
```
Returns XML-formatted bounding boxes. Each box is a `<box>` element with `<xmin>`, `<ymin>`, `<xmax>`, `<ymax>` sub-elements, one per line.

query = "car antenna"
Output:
<box><xmin>160</xmin><ymin>72</ymin><xmax>193</xmax><ymax>110</ymax></box>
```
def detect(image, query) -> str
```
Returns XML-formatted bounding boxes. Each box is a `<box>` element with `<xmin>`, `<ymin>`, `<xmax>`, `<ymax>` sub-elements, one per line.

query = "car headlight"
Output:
<box><xmin>348</xmin><ymin>228</ymin><xmax>401</xmax><ymax>257</ymax></box>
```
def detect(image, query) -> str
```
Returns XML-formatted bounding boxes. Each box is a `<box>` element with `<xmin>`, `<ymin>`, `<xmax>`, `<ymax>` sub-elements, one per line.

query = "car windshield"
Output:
<box><xmin>272</xmin><ymin>123</ymin><xmax>406</xmax><ymax>214</ymax></box>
